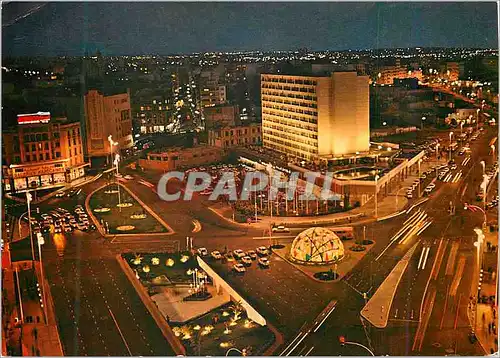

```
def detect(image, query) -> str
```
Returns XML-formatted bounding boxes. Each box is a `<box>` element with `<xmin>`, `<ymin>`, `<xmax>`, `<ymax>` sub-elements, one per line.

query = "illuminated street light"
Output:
<box><xmin>421</xmin><ymin>116</ymin><xmax>426</xmax><ymax>130</ymax></box>
<box><xmin>374</xmin><ymin>174</ymin><xmax>380</xmax><ymax>218</ymax></box>
<box><xmin>339</xmin><ymin>336</ymin><xmax>374</xmax><ymax>356</ymax></box>
<box><xmin>107</xmin><ymin>135</ymin><xmax>118</xmax><ymax>167</ymax></box>
<box><xmin>449</xmin><ymin>132</ymin><xmax>453</xmax><ymax>162</ymax></box>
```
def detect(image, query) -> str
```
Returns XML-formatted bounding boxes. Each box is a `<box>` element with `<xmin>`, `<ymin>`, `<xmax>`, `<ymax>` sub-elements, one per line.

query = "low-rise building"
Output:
<box><xmin>203</xmin><ymin>104</ymin><xmax>239</xmax><ymax>128</ymax></box>
<box><xmin>138</xmin><ymin>145</ymin><xmax>224</xmax><ymax>171</ymax></box>
<box><xmin>208</xmin><ymin>124</ymin><xmax>262</xmax><ymax>148</ymax></box>
<box><xmin>2</xmin><ymin>113</ymin><xmax>89</xmax><ymax>193</ymax></box>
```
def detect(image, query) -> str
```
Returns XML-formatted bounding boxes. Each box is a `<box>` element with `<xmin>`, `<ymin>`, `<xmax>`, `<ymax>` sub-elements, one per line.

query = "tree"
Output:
<box><xmin>230</xmin><ymin>301</ymin><xmax>244</xmax><ymax>321</ymax></box>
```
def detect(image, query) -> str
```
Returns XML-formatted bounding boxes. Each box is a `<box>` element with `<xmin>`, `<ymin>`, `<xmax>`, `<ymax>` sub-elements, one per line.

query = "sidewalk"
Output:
<box><xmin>473</xmin><ymin>229</ymin><xmax>498</xmax><ymax>355</ymax></box>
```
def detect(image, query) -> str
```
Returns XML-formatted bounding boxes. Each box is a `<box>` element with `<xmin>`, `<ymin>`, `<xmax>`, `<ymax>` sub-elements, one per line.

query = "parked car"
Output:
<box><xmin>233</xmin><ymin>249</ymin><xmax>246</xmax><ymax>259</ymax></box>
<box><xmin>211</xmin><ymin>251</ymin><xmax>222</xmax><ymax>260</ymax></box>
<box><xmin>451</xmin><ymin>164</ymin><xmax>457</xmax><ymax>170</ymax></box>
<box><xmin>54</xmin><ymin>226</ymin><xmax>62</xmax><ymax>234</ymax></box>
<box><xmin>241</xmin><ymin>256</ymin><xmax>252</xmax><ymax>266</ymax></box>
<box><xmin>246</xmin><ymin>250</ymin><xmax>257</xmax><ymax>260</ymax></box>
<box><xmin>406</xmin><ymin>191</ymin><xmax>413</xmax><ymax>199</ymax></box>
<box><xmin>258</xmin><ymin>257</ymin><xmax>270</xmax><ymax>268</ymax></box>
<box><xmin>233</xmin><ymin>264</ymin><xmax>246</xmax><ymax>273</ymax></box>
<box><xmin>197</xmin><ymin>247</ymin><xmax>208</xmax><ymax>256</ymax></box>
<box><xmin>256</xmin><ymin>246</ymin><xmax>269</xmax><ymax>256</ymax></box>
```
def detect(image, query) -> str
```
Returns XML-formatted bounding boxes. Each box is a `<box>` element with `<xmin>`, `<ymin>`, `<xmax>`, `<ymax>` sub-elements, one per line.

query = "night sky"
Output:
<box><xmin>2</xmin><ymin>2</ymin><xmax>498</xmax><ymax>56</ymax></box>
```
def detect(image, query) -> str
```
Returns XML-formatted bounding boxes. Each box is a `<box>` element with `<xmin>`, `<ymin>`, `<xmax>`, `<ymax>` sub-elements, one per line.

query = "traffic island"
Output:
<box><xmin>361</xmin><ymin>242</ymin><xmax>419</xmax><ymax>328</ymax></box>
<box><xmin>120</xmin><ymin>252</ymin><xmax>276</xmax><ymax>356</ymax></box>
<box><xmin>272</xmin><ymin>227</ymin><xmax>376</xmax><ymax>283</ymax></box>
<box><xmin>86</xmin><ymin>183</ymin><xmax>173</xmax><ymax>236</ymax></box>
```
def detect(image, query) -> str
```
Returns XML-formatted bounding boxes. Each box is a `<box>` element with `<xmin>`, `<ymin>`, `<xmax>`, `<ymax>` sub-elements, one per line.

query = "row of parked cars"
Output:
<box><xmin>197</xmin><ymin>246</ymin><xmax>271</xmax><ymax>273</ymax></box>
<box><xmin>33</xmin><ymin>205</ymin><xmax>95</xmax><ymax>235</ymax></box>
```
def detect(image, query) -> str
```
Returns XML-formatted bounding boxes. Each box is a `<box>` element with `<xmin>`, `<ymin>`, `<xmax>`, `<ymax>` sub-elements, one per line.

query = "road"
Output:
<box><xmin>7</xmin><ymin>125</ymin><xmax>497</xmax><ymax>356</ymax></box>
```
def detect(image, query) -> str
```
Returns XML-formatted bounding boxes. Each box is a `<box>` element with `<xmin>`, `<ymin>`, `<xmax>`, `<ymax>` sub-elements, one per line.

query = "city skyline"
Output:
<box><xmin>2</xmin><ymin>2</ymin><xmax>498</xmax><ymax>56</ymax></box>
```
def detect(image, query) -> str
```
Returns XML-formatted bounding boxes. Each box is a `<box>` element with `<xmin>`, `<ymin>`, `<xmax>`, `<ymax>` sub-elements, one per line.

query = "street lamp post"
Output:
<box><xmin>107</xmin><ymin>135</ymin><xmax>118</xmax><ymax>167</ymax></box>
<box><xmin>339</xmin><ymin>336</ymin><xmax>375</xmax><ymax>356</ymax></box>
<box><xmin>490</xmin><ymin>144</ymin><xmax>496</xmax><ymax>162</ymax></box>
<box><xmin>480</xmin><ymin>160</ymin><xmax>485</xmax><ymax>176</ymax></box>
<box><xmin>449</xmin><ymin>132</ymin><xmax>453</xmax><ymax>162</ymax></box>
<box><xmin>114</xmin><ymin>154</ymin><xmax>122</xmax><ymax>210</ymax></box>
<box><xmin>26</xmin><ymin>191</ymin><xmax>35</xmax><ymax>261</ymax></box>
<box><xmin>36</xmin><ymin>232</ymin><xmax>48</xmax><ymax>323</ymax></box>
<box><xmin>435</xmin><ymin>143</ymin><xmax>440</xmax><ymax>161</ymax></box>
<box><xmin>421</xmin><ymin>116</ymin><xmax>426</xmax><ymax>131</ymax></box>
<box><xmin>225</xmin><ymin>348</ymin><xmax>247</xmax><ymax>356</ymax></box>
<box><xmin>472</xmin><ymin>228</ymin><xmax>485</xmax><ymax>337</ymax></box>
<box><xmin>476</xmin><ymin>109</ymin><xmax>480</xmax><ymax>130</ymax></box>
<box><xmin>460</xmin><ymin>121</ymin><xmax>464</xmax><ymax>136</ymax></box>
<box><xmin>374</xmin><ymin>175</ymin><xmax>380</xmax><ymax>218</ymax></box>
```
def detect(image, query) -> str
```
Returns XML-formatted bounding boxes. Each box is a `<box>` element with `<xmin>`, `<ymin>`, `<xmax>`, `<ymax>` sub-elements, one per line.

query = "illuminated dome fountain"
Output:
<box><xmin>290</xmin><ymin>227</ymin><xmax>344</xmax><ymax>264</ymax></box>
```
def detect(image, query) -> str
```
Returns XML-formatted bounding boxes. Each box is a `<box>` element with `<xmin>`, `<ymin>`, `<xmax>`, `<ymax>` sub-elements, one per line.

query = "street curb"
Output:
<box><xmin>115</xmin><ymin>254</ymin><xmax>186</xmax><ymax>356</ymax></box>
<box><xmin>120</xmin><ymin>183</ymin><xmax>175</xmax><ymax>234</ymax></box>
<box><xmin>207</xmin><ymin>206</ymin><xmax>253</xmax><ymax>228</ymax></box>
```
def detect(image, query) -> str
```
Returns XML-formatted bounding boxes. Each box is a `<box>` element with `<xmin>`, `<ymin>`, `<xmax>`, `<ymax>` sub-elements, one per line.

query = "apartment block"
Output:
<box><xmin>83</xmin><ymin>89</ymin><xmax>134</xmax><ymax>158</ymax></box>
<box><xmin>261</xmin><ymin>72</ymin><xmax>370</xmax><ymax>161</ymax></box>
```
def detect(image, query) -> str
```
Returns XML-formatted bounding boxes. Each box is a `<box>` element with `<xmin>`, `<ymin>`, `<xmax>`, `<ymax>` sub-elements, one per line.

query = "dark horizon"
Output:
<box><xmin>2</xmin><ymin>2</ymin><xmax>498</xmax><ymax>57</ymax></box>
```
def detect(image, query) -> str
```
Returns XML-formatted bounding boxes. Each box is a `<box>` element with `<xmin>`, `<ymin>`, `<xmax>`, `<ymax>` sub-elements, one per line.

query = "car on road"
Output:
<box><xmin>246</xmin><ymin>250</ymin><xmax>257</xmax><ymax>260</ymax></box>
<box><xmin>272</xmin><ymin>224</ymin><xmax>290</xmax><ymax>233</ymax></box>
<box><xmin>424</xmin><ymin>184</ymin><xmax>435</xmax><ymax>194</ymax></box>
<box><xmin>233</xmin><ymin>264</ymin><xmax>246</xmax><ymax>273</ymax></box>
<box><xmin>211</xmin><ymin>250</ymin><xmax>222</xmax><ymax>260</ymax></box>
<box><xmin>124</xmin><ymin>175</ymin><xmax>134</xmax><ymax>180</ymax></box>
<box><xmin>420</xmin><ymin>173</ymin><xmax>427</xmax><ymax>180</ymax></box>
<box><xmin>258</xmin><ymin>257</ymin><xmax>270</xmax><ymax>268</ymax></box>
<box><xmin>241</xmin><ymin>256</ymin><xmax>252</xmax><ymax>266</ymax></box>
<box><xmin>197</xmin><ymin>247</ymin><xmax>208</xmax><ymax>256</ymax></box>
<box><xmin>63</xmin><ymin>225</ymin><xmax>73</xmax><ymax>233</ymax></box>
<box><xmin>442</xmin><ymin>167</ymin><xmax>450</xmax><ymax>173</ymax></box>
<box><xmin>41</xmin><ymin>214</ymin><xmax>51</xmax><ymax>220</ymax></box>
<box><xmin>256</xmin><ymin>246</ymin><xmax>269</xmax><ymax>256</ymax></box>
<box><xmin>77</xmin><ymin>222</ymin><xmax>88</xmax><ymax>231</ymax></box>
<box><xmin>451</xmin><ymin>164</ymin><xmax>457</xmax><ymax>170</ymax></box>
<box><xmin>233</xmin><ymin>249</ymin><xmax>246</xmax><ymax>259</ymax></box>
<box><xmin>406</xmin><ymin>191</ymin><xmax>413</xmax><ymax>199</ymax></box>
<box><xmin>55</xmin><ymin>191</ymin><xmax>66</xmax><ymax>198</ymax></box>
<box><xmin>54</xmin><ymin>225</ymin><xmax>62</xmax><ymax>234</ymax></box>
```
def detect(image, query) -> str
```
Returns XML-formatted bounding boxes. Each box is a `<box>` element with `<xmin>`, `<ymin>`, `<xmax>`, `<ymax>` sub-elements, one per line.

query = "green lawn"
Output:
<box><xmin>89</xmin><ymin>184</ymin><xmax>168</xmax><ymax>234</ymax></box>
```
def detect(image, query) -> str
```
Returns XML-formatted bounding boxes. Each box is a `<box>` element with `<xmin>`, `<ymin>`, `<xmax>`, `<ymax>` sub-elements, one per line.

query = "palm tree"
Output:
<box><xmin>230</xmin><ymin>301</ymin><xmax>244</xmax><ymax>321</ymax></box>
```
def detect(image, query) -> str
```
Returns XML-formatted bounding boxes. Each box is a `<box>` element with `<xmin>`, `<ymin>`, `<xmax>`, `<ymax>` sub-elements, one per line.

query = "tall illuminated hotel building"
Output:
<box><xmin>261</xmin><ymin>72</ymin><xmax>370</xmax><ymax>161</ymax></box>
